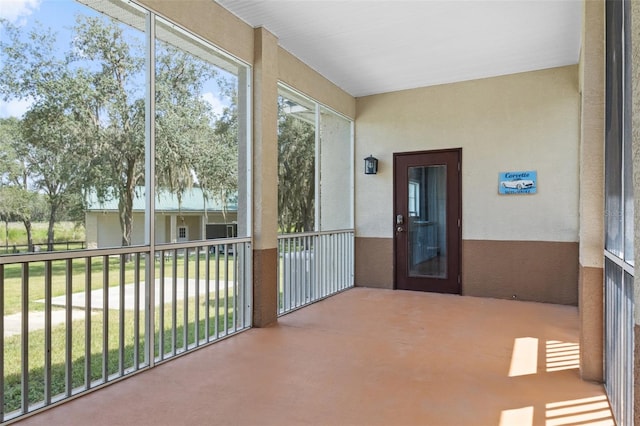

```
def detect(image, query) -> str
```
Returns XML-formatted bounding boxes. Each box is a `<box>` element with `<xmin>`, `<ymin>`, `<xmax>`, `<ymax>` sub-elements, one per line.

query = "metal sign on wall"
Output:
<box><xmin>498</xmin><ymin>170</ymin><xmax>537</xmax><ymax>195</ymax></box>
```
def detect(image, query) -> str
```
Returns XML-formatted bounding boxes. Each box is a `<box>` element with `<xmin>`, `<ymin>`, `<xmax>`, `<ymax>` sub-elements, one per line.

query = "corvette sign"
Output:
<box><xmin>499</xmin><ymin>171</ymin><xmax>537</xmax><ymax>195</ymax></box>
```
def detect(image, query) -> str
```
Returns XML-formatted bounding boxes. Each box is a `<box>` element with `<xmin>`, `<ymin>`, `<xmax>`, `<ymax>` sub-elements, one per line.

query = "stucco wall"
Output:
<box><xmin>355</xmin><ymin>66</ymin><xmax>581</xmax><ymax>303</ymax></box>
<box><xmin>137</xmin><ymin>0</ymin><xmax>254</xmax><ymax>65</ymax></box>
<box><xmin>138</xmin><ymin>1</ymin><xmax>356</xmax><ymax>121</ymax></box>
<box><xmin>578</xmin><ymin>0</ymin><xmax>604</xmax><ymax>382</ymax></box>
<box><xmin>356</xmin><ymin>65</ymin><xmax>580</xmax><ymax>241</ymax></box>
<box><xmin>320</xmin><ymin>108</ymin><xmax>354</xmax><ymax>231</ymax></box>
<box><xmin>278</xmin><ymin>48</ymin><xmax>356</xmax><ymax>119</ymax></box>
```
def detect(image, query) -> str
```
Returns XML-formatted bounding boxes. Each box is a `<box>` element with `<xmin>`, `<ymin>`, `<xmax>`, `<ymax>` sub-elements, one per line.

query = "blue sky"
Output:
<box><xmin>0</xmin><ymin>0</ymin><xmax>230</xmax><ymax>119</ymax></box>
<box><xmin>1</xmin><ymin>0</ymin><xmax>94</xmax><ymax>117</ymax></box>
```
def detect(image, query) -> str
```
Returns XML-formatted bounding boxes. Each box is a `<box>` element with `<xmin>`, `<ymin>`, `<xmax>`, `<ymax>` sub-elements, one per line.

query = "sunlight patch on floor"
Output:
<box><xmin>545</xmin><ymin>395</ymin><xmax>613</xmax><ymax>426</ymax></box>
<box><xmin>508</xmin><ymin>337</ymin><xmax>538</xmax><ymax>377</ymax></box>
<box><xmin>546</xmin><ymin>340</ymin><xmax>580</xmax><ymax>372</ymax></box>
<box><xmin>500</xmin><ymin>396</ymin><xmax>613</xmax><ymax>426</ymax></box>
<box><xmin>499</xmin><ymin>406</ymin><xmax>534</xmax><ymax>426</ymax></box>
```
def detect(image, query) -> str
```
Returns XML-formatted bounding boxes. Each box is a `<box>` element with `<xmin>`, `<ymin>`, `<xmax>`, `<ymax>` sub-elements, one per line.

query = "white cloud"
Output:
<box><xmin>0</xmin><ymin>98</ymin><xmax>34</xmax><ymax>118</ymax></box>
<box><xmin>201</xmin><ymin>92</ymin><xmax>227</xmax><ymax>118</ymax></box>
<box><xmin>0</xmin><ymin>0</ymin><xmax>41</xmax><ymax>24</ymax></box>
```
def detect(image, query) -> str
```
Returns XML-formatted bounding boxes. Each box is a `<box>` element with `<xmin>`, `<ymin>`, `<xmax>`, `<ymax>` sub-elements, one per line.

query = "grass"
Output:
<box><xmin>2</xmin><ymin>252</ymin><xmax>237</xmax><ymax>316</ymax></box>
<box><xmin>2</xmin><ymin>257</ymin><xmax>138</xmax><ymax>317</ymax></box>
<box><xmin>1</xmin><ymin>222</ymin><xmax>85</xmax><ymax>247</ymax></box>
<box><xmin>1</xmin><ymin>250</ymin><xmax>244</xmax><ymax>415</ymax></box>
<box><xmin>2</xmin><ymin>294</ymin><xmax>242</xmax><ymax>415</ymax></box>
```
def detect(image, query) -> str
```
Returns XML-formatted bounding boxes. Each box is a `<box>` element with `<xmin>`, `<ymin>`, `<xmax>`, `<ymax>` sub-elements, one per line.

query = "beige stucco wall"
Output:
<box><xmin>252</xmin><ymin>27</ymin><xmax>279</xmax><ymax>252</ymax></box>
<box><xmin>138</xmin><ymin>1</ymin><xmax>356</xmax><ymax>122</ymax></box>
<box><xmin>579</xmin><ymin>0</ymin><xmax>605</xmax><ymax>270</ymax></box>
<box><xmin>578</xmin><ymin>0</ymin><xmax>604</xmax><ymax>382</ymax></box>
<box><xmin>278</xmin><ymin>48</ymin><xmax>356</xmax><ymax>119</ymax></box>
<box><xmin>355</xmin><ymin>65</ymin><xmax>580</xmax><ymax>242</ymax></box>
<box><xmin>252</xmin><ymin>27</ymin><xmax>280</xmax><ymax>326</ymax></box>
<box><xmin>320</xmin><ymin>108</ymin><xmax>354</xmax><ymax>231</ymax></box>
<box><xmin>137</xmin><ymin>0</ymin><xmax>254</xmax><ymax>65</ymax></box>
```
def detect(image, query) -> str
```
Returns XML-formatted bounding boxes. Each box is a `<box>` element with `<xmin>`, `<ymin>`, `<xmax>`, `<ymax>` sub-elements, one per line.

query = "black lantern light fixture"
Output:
<box><xmin>364</xmin><ymin>155</ymin><xmax>378</xmax><ymax>175</ymax></box>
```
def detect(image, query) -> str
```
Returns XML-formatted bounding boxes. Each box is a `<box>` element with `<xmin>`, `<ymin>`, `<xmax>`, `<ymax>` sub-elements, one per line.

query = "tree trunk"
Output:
<box><xmin>118</xmin><ymin>163</ymin><xmax>137</xmax><ymax>262</ymax></box>
<box><xmin>119</xmin><ymin>189</ymin><xmax>133</xmax><ymax>247</ymax></box>
<box><xmin>23</xmin><ymin>219</ymin><xmax>33</xmax><ymax>252</ymax></box>
<box><xmin>47</xmin><ymin>205</ymin><xmax>57</xmax><ymax>251</ymax></box>
<box><xmin>119</xmin><ymin>188</ymin><xmax>134</xmax><ymax>263</ymax></box>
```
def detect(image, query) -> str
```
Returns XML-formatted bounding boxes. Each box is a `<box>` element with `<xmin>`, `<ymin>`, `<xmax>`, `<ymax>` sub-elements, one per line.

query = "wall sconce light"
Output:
<box><xmin>364</xmin><ymin>155</ymin><xmax>378</xmax><ymax>175</ymax></box>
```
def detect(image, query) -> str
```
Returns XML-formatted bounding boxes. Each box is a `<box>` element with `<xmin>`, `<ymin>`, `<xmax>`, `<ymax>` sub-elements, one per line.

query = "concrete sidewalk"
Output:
<box><xmin>3</xmin><ymin>278</ymin><xmax>235</xmax><ymax>338</ymax></box>
<box><xmin>4</xmin><ymin>309</ymin><xmax>87</xmax><ymax>338</ymax></box>
<box><xmin>43</xmin><ymin>278</ymin><xmax>234</xmax><ymax>311</ymax></box>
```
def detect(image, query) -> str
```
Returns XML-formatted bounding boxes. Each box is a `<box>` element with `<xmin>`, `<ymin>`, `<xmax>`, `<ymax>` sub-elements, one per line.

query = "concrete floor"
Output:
<box><xmin>17</xmin><ymin>288</ymin><xmax>612</xmax><ymax>426</ymax></box>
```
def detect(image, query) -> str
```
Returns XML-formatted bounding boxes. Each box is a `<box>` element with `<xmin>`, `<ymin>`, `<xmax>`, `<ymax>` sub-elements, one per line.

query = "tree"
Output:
<box><xmin>191</xmin><ymin>76</ymin><xmax>239</xmax><ymax>221</ymax></box>
<box><xmin>154</xmin><ymin>42</ymin><xmax>218</xmax><ymax>204</ymax></box>
<box><xmin>0</xmin><ymin>19</ymin><xmax>94</xmax><ymax>249</ymax></box>
<box><xmin>67</xmin><ymin>15</ymin><xmax>147</xmax><ymax>247</ymax></box>
<box><xmin>72</xmin><ymin>18</ymin><xmax>233</xmax><ymax>246</ymax></box>
<box><xmin>0</xmin><ymin>117</ymin><xmax>38</xmax><ymax>251</ymax></box>
<box><xmin>0</xmin><ymin>186</ymin><xmax>38</xmax><ymax>250</ymax></box>
<box><xmin>277</xmin><ymin>99</ymin><xmax>315</xmax><ymax>233</ymax></box>
<box><xmin>1</xmin><ymin>15</ymin><xmax>240</xmax><ymax>248</ymax></box>
<box><xmin>21</xmin><ymin>104</ymin><xmax>87</xmax><ymax>249</ymax></box>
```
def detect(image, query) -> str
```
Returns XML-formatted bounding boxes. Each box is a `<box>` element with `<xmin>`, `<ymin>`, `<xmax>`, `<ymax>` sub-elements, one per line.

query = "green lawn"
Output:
<box><xmin>2</xmin><ymin>252</ymin><xmax>237</xmax><ymax>316</ymax></box>
<box><xmin>0</xmin><ymin>222</ymin><xmax>85</xmax><ymax>254</ymax></box>
<box><xmin>3</xmin><ymin>294</ymin><xmax>242</xmax><ymax>414</ymax></box>
<box><xmin>2</xmin><ymin>251</ymin><xmax>244</xmax><ymax>415</ymax></box>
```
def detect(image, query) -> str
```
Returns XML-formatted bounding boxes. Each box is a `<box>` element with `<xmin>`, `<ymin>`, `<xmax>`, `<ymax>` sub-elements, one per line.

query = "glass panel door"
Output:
<box><xmin>394</xmin><ymin>149</ymin><xmax>460</xmax><ymax>294</ymax></box>
<box><xmin>408</xmin><ymin>165</ymin><xmax>447</xmax><ymax>279</ymax></box>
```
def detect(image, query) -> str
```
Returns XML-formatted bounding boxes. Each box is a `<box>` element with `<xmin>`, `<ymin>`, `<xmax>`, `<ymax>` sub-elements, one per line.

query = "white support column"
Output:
<box><xmin>170</xmin><ymin>215</ymin><xmax>177</xmax><ymax>243</ymax></box>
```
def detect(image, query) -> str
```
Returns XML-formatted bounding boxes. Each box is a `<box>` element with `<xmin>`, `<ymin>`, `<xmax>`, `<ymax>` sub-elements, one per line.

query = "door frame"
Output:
<box><xmin>393</xmin><ymin>148</ymin><xmax>462</xmax><ymax>294</ymax></box>
<box><xmin>177</xmin><ymin>225</ymin><xmax>189</xmax><ymax>242</ymax></box>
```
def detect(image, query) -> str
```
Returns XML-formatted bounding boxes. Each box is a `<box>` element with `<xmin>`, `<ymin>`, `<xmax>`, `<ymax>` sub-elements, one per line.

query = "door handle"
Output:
<box><xmin>396</xmin><ymin>226</ymin><xmax>404</xmax><ymax>233</ymax></box>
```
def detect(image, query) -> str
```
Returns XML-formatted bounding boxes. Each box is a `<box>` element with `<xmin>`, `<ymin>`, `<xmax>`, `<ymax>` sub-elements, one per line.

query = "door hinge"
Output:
<box><xmin>458</xmin><ymin>275</ymin><xmax>461</xmax><ymax>284</ymax></box>
<box><xmin>458</xmin><ymin>218</ymin><xmax>461</xmax><ymax>228</ymax></box>
<box><xmin>458</xmin><ymin>161</ymin><xmax>461</xmax><ymax>172</ymax></box>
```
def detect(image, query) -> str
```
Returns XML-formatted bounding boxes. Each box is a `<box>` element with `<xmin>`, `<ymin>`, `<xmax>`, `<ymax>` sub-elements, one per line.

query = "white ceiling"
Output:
<box><xmin>216</xmin><ymin>0</ymin><xmax>583</xmax><ymax>98</ymax></box>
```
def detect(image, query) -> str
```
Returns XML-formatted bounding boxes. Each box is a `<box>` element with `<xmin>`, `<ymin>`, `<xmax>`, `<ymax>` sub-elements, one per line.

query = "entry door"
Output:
<box><xmin>394</xmin><ymin>149</ymin><xmax>461</xmax><ymax>293</ymax></box>
<box><xmin>177</xmin><ymin>226</ymin><xmax>188</xmax><ymax>242</ymax></box>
